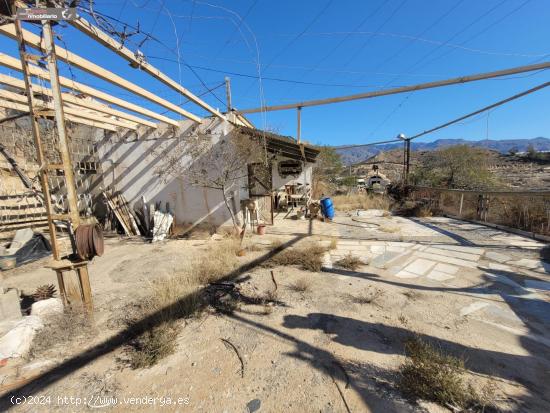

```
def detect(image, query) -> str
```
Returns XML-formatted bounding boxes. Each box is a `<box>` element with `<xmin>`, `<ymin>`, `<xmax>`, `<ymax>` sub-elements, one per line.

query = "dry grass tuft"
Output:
<box><xmin>194</xmin><ymin>239</ymin><xmax>240</xmax><ymax>284</ymax></box>
<box><xmin>288</xmin><ymin>277</ymin><xmax>312</xmax><ymax>292</ymax></box>
<box><xmin>334</xmin><ymin>253</ymin><xmax>364</xmax><ymax>270</ymax></box>
<box><xmin>399</xmin><ymin>337</ymin><xmax>496</xmax><ymax>411</ymax></box>
<box><xmin>264</xmin><ymin>243</ymin><xmax>328</xmax><ymax>272</ymax></box>
<box><xmin>329</xmin><ymin>238</ymin><xmax>338</xmax><ymax>250</ymax></box>
<box><xmin>379</xmin><ymin>224</ymin><xmax>400</xmax><ymax>233</ymax></box>
<box><xmin>343</xmin><ymin>286</ymin><xmax>382</xmax><ymax>305</ymax></box>
<box><xmin>125</xmin><ymin>274</ymin><xmax>203</xmax><ymax>369</ymax></box>
<box><xmin>246</xmin><ymin>243</ymin><xmax>263</xmax><ymax>252</ymax></box>
<box><xmin>332</xmin><ymin>194</ymin><xmax>390</xmax><ymax>212</ymax></box>
<box><xmin>403</xmin><ymin>290</ymin><xmax>423</xmax><ymax>301</ymax></box>
<box><xmin>125</xmin><ymin>239</ymin><xmax>240</xmax><ymax>368</ymax></box>
<box><xmin>31</xmin><ymin>307</ymin><xmax>94</xmax><ymax>357</ymax></box>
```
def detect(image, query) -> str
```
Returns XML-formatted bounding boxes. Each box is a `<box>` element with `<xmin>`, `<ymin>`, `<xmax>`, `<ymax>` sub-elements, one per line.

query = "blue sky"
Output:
<box><xmin>1</xmin><ymin>0</ymin><xmax>549</xmax><ymax>146</ymax></box>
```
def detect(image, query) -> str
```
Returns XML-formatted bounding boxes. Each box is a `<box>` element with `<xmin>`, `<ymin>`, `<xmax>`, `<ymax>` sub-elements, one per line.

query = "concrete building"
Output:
<box><xmin>1</xmin><ymin>111</ymin><xmax>319</xmax><ymax>237</ymax></box>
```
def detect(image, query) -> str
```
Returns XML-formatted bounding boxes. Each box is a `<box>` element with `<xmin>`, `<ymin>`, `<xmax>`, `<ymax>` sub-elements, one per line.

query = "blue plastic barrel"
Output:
<box><xmin>320</xmin><ymin>197</ymin><xmax>335</xmax><ymax>220</ymax></box>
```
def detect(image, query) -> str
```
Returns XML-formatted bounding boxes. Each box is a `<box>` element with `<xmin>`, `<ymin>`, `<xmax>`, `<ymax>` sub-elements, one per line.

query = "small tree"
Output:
<box><xmin>157</xmin><ymin>129</ymin><xmax>266</xmax><ymax>231</ymax></box>
<box><xmin>411</xmin><ymin>145</ymin><xmax>496</xmax><ymax>190</ymax></box>
<box><xmin>312</xmin><ymin>146</ymin><xmax>343</xmax><ymax>197</ymax></box>
<box><xmin>526</xmin><ymin>144</ymin><xmax>538</xmax><ymax>159</ymax></box>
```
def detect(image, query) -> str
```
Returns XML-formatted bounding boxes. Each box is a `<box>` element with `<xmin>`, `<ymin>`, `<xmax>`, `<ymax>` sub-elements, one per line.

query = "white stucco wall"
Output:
<box><xmin>272</xmin><ymin>157</ymin><xmax>313</xmax><ymax>192</ymax></box>
<box><xmin>97</xmin><ymin>118</ymin><xmax>315</xmax><ymax>229</ymax></box>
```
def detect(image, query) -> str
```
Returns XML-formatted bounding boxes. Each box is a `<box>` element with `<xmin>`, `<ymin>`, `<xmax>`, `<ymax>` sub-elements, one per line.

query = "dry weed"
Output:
<box><xmin>343</xmin><ymin>286</ymin><xmax>382</xmax><ymax>305</ymax></box>
<box><xmin>399</xmin><ymin>337</ymin><xmax>497</xmax><ymax>411</ymax></box>
<box><xmin>334</xmin><ymin>253</ymin><xmax>364</xmax><ymax>270</ymax></box>
<box><xmin>379</xmin><ymin>224</ymin><xmax>400</xmax><ymax>233</ymax></box>
<box><xmin>194</xmin><ymin>239</ymin><xmax>240</xmax><ymax>284</ymax></box>
<box><xmin>30</xmin><ymin>308</ymin><xmax>94</xmax><ymax>357</ymax></box>
<box><xmin>289</xmin><ymin>277</ymin><xmax>312</xmax><ymax>292</ymax></box>
<box><xmin>332</xmin><ymin>194</ymin><xmax>390</xmax><ymax>212</ymax></box>
<box><xmin>124</xmin><ymin>240</ymin><xmax>239</xmax><ymax>368</ymax></box>
<box><xmin>125</xmin><ymin>274</ymin><xmax>203</xmax><ymax>368</ymax></box>
<box><xmin>264</xmin><ymin>243</ymin><xmax>328</xmax><ymax>272</ymax></box>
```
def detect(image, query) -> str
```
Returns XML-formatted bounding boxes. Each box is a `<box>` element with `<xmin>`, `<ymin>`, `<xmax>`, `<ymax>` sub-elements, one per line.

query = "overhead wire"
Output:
<box><xmin>334</xmin><ymin>81</ymin><xmax>548</xmax><ymax>153</ymax></box>
<box><xmin>77</xmin><ymin>2</ymin><xmax>229</xmax><ymax>112</ymax></box>
<box><xmin>408</xmin><ymin>81</ymin><xmax>550</xmax><ymax>141</ymax></box>
<box><xmin>322</xmin><ymin>0</ymin><xmax>409</xmax><ymax>84</ymax></box>
<box><xmin>146</xmin><ymin>56</ymin><xmax>412</xmax><ymax>89</ymax></box>
<box><xmin>417</xmin><ymin>0</ymin><xmax>533</xmax><ymax>71</ymax></box>
<box><xmin>364</xmin><ymin>0</ymin><xmax>514</xmax><ymax>138</ymax></box>
<box><xmin>237</xmin><ymin>0</ymin><xmax>336</xmax><ymax>101</ymax></box>
<box><xmin>213</xmin><ymin>0</ymin><xmax>258</xmax><ymax>60</ymax></box>
<box><xmin>270</xmin><ymin>0</ymin><xmax>390</xmax><ymax>98</ymax></box>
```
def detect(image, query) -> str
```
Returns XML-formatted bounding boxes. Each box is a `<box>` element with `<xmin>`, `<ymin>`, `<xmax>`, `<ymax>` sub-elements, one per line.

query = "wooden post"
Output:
<box><xmin>41</xmin><ymin>19</ymin><xmax>80</xmax><ymax>227</ymax></box>
<box><xmin>405</xmin><ymin>138</ymin><xmax>411</xmax><ymax>185</ymax></box>
<box><xmin>459</xmin><ymin>193</ymin><xmax>464</xmax><ymax>217</ymax></box>
<box><xmin>225</xmin><ymin>76</ymin><xmax>232</xmax><ymax>112</ymax></box>
<box><xmin>12</xmin><ymin>15</ymin><xmax>60</xmax><ymax>259</ymax></box>
<box><xmin>297</xmin><ymin>106</ymin><xmax>302</xmax><ymax>143</ymax></box>
<box><xmin>402</xmin><ymin>140</ymin><xmax>407</xmax><ymax>185</ymax></box>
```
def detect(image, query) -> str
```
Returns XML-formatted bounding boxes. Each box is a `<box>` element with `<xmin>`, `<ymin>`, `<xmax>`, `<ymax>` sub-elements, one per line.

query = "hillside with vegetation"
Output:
<box><xmin>335</xmin><ymin>137</ymin><xmax>550</xmax><ymax>165</ymax></box>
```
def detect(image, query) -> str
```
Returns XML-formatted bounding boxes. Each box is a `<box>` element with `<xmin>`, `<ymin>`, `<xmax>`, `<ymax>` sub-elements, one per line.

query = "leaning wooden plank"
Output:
<box><xmin>0</xmin><ymin>24</ymin><xmax>202</xmax><ymax>123</ymax></box>
<box><xmin>103</xmin><ymin>192</ymin><xmax>132</xmax><ymax>235</ymax></box>
<box><xmin>0</xmin><ymin>73</ymin><xmax>157</xmax><ymax>128</ymax></box>
<box><xmin>0</xmin><ymin>88</ymin><xmax>138</xmax><ymax>130</ymax></box>
<box><xmin>0</xmin><ymin>98</ymin><xmax>117</xmax><ymax>131</ymax></box>
<box><xmin>116</xmin><ymin>194</ymin><xmax>140</xmax><ymax>236</ymax></box>
<box><xmin>69</xmin><ymin>17</ymin><xmax>226</xmax><ymax>121</ymax></box>
<box><xmin>0</xmin><ymin>52</ymin><xmax>180</xmax><ymax>127</ymax></box>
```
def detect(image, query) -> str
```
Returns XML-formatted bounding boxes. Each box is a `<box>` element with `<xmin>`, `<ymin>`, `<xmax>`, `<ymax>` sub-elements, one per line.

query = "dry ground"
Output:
<box><xmin>1</xmin><ymin>211</ymin><xmax>549</xmax><ymax>412</ymax></box>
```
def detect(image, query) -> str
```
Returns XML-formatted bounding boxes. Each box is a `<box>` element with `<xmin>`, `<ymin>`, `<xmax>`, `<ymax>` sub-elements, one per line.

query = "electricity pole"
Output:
<box><xmin>225</xmin><ymin>76</ymin><xmax>232</xmax><ymax>112</ymax></box>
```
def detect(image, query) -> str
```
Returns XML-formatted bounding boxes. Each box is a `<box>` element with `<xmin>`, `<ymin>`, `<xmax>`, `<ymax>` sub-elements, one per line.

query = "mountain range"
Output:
<box><xmin>334</xmin><ymin>137</ymin><xmax>550</xmax><ymax>165</ymax></box>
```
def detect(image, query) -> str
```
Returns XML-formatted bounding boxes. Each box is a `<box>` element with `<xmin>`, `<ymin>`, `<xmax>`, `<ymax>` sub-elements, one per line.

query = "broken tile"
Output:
<box><xmin>427</xmin><ymin>270</ymin><xmax>455</xmax><ymax>281</ymax></box>
<box><xmin>433</xmin><ymin>263</ymin><xmax>458</xmax><ymax>275</ymax></box>
<box><xmin>460</xmin><ymin>301</ymin><xmax>490</xmax><ymax>316</ymax></box>
<box><xmin>514</xmin><ymin>259</ymin><xmax>541</xmax><ymax>269</ymax></box>
<box><xmin>424</xmin><ymin>247</ymin><xmax>480</xmax><ymax>262</ymax></box>
<box><xmin>488</xmin><ymin>262</ymin><xmax>512</xmax><ymax>271</ymax></box>
<box><xmin>485</xmin><ymin>251</ymin><xmax>511</xmax><ymax>263</ymax></box>
<box><xmin>394</xmin><ymin>270</ymin><xmax>420</xmax><ymax>279</ymax></box>
<box><xmin>415</xmin><ymin>251</ymin><xmax>478</xmax><ymax>268</ymax></box>
<box><xmin>402</xmin><ymin>258</ymin><xmax>436</xmax><ymax>276</ymax></box>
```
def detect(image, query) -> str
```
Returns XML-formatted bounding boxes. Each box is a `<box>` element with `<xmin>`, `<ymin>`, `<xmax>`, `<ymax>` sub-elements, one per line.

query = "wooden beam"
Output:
<box><xmin>69</xmin><ymin>17</ymin><xmax>226</xmax><ymax>121</ymax></box>
<box><xmin>0</xmin><ymin>88</ymin><xmax>139</xmax><ymax>130</ymax></box>
<box><xmin>0</xmin><ymin>24</ymin><xmax>202</xmax><ymax>123</ymax></box>
<box><xmin>0</xmin><ymin>98</ymin><xmax>118</xmax><ymax>131</ymax></box>
<box><xmin>239</xmin><ymin>61</ymin><xmax>550</xmax><ymax>113</ymax></box>
<box><xmin>0</xmin><ymin>73</ymin><xmax>157</xmax><ymax>128</ymax></box>
<box><xmin>0</xmin><ymin>52</ymin><xmax>180</xmax><ymax>126</ymax></box>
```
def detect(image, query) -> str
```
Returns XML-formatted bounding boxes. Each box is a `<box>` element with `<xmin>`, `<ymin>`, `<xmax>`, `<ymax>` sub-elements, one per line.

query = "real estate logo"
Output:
<box><xmin>16</xmin><ymin>7</ymin><xmax>77</xmax><ymax>21</ymax></box>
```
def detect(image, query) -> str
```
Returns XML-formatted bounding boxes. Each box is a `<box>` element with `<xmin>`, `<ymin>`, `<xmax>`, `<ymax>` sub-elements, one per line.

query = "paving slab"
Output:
<box><xmin>485</xmin><ymin>251</ymin><xmax>512</xmax><ymax>263</ymax></box>
<box><xmin>414</xmin><ymin>251</ymin><xmax>478</xmax><ymax>269</ymax></box>
<box><xmin>433</xmin><ymin>263</ymin><xmax>459</xmax><ymax>275</ymax></box>
<box><xmin>488</xmin><ymin>262</ymin><xmax>513</xmax><ymax>271</ymax></box>
<box><xmin>427</xmin><ymin>270</ymin><xmax>455</xmax><ymax>281</ymax></box>
<box><xmin>525</xmin><ymin>279</ymin><xmax>550</xmax><ymax>291</ymax></box>
<box><xmin>431</xmin><ymin>244</ymin><xmax>485</xmax><ymax>256</ymax></box>
<box><xmin>424</xmin><ymin>246</ymin><xmax>481</xmax><ymax>262</ymax></box>
<box><xmin>514</xmin><ymin>258</ymin><xmax>543</xmax><ymax>269</ymax></box>
<box><xmin>370</xmin><ymin>251</ymin><xmax>404</xmax><ymax>269</ymax></box>
<box><xmin>401</xmin><ymin>258</ymin><xmax>436</xmax><ymax>276</ymax></box>
<box><xmin>395</xmin><ymin>270</ymin><xmax>421</xmax><ymax>279</ymax></box>
<box><xmin>460</xmin><ymin>301</ymin><xmax>490</xmax><ymax>316</ymax></box>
